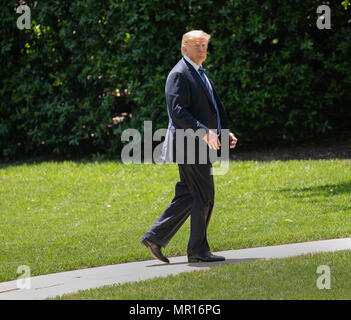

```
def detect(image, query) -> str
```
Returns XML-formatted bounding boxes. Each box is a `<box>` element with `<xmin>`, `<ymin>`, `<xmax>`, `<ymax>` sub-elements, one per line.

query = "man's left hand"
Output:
<box><xmin>229</xmin><ymin>132</ymin><xmax>238</xmax><ymax>149</ymax></box>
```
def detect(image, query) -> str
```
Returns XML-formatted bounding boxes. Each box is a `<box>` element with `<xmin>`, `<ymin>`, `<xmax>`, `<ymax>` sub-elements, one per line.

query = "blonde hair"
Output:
<box><xmin>181</xmin><ymin>30</ymin><xmax>211</xmax><ymax>55</ymax></box>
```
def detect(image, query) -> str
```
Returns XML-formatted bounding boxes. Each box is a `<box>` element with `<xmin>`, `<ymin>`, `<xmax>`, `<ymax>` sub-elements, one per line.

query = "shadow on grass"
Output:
<box><xmin>0</xmin><ymin>155</ymin><xmax>116</xmax><ymax>170</ymax></box>
<box><xmin>278</xmin><ymin>180</ymin><xmax>351</xmax><ymax>198</ymax></box>
<box><xmin>1</xmin><ymin>138</ymin><xmax>351</xmax><ymax>169</ymax></box>
<box><xmin>231</xmin><ymin>139</ymin><xmax>351</xmax><ymax>162</ymax></box>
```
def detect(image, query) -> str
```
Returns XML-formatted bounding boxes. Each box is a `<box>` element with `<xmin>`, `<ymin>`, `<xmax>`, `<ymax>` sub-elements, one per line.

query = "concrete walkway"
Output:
<box><xmin>1</xmin><ymin>237</ymin><xmax>351</xmax><ymax>300</ymax></box>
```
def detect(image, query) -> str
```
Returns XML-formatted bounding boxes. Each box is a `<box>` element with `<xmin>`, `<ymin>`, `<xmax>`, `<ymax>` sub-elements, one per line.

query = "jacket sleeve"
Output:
<box><xmin>166</xmin><ymin>71</ymin><xmax>209</xmax><ymax>137</ymax></box>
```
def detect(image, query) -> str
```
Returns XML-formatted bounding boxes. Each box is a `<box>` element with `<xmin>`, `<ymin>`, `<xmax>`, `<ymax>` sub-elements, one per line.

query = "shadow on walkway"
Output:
<box><xmin>146</xmin><ymin>257</ymin><xmax>262</xmax><ymax>268</ymax></box>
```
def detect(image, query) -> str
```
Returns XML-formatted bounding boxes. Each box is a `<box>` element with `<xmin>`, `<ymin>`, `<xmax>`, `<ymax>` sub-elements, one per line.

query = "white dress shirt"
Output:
<box><xmin>183</xmin><ymin>55</ymin><xmax>213</xmax><ymax>91</ymax></box>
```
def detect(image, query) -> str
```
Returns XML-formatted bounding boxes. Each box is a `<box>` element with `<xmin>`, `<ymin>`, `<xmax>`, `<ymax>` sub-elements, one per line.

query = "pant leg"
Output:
<box><xmin>179</xmin><ymin>163</ymin><xmax>215</xmax><ymax>255</ymax></box>
<box><xmin>142</xmin><ymin>165</ymin><xmax>193</xmax><ymax>248</ymax></box>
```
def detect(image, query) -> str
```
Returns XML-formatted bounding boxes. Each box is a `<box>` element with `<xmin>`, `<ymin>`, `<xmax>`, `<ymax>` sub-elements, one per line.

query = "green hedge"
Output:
<box><xmin>1</xmin><ymin>0</ymin><xmax>350</xmax><ymax>159</ymax></box>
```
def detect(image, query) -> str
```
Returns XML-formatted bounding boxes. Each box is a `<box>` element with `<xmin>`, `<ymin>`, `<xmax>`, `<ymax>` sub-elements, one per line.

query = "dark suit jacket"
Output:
<box><xmin>161</xmin><ymin>57</ymin><xmax>228</xmax><ymax>164</ymax></box>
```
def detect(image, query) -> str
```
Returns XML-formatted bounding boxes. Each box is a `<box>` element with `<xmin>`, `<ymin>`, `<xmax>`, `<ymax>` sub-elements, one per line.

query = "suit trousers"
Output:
<box><xmin>142</xmin><ymin>163</ymin><xmax>214</xmax><ymax>255</ymax></box>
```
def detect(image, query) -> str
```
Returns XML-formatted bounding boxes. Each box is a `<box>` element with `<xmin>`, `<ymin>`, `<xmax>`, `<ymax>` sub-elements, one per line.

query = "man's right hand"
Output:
<box><xmin>203</xmin><ymin>129</ymin><xmax>221</xmax><ymax>150</ymax></box>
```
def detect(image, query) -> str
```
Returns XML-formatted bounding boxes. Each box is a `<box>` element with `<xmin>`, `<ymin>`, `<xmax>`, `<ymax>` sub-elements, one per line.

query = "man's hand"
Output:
<box><xmin>203</xmin><ymin>130</ymin><xmax>238</xmax><ymax>150</ymax></box>
<box><xmin>203</xmin><ymin>129</ymin><xmax>221</xmax><ymax>150</ymax></box>
<box><xmin>229</xmin><ymin>132</ymin><xmax>238</xmax><ymax>149</ymax></box>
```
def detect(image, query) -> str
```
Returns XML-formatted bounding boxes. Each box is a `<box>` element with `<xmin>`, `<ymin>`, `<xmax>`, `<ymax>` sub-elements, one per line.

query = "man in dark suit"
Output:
<box><xmin>140</xmin><ymin>30</ymin><xmax>237</xmax><ymax>263</ymax></box>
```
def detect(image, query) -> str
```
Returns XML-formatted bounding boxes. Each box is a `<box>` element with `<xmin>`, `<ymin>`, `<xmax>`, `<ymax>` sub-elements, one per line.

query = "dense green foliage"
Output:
<box><xmin>1</xmin><ymin>0</ymin><xmax>350</xmax><ymax>159</ymax></box>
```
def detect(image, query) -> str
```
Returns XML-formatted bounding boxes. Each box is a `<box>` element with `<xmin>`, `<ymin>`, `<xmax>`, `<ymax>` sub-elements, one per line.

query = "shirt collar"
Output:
<box><xmin>183</xmin><ymin>55</ymin><xmax>202</xmax><ymax>72</ymax></box>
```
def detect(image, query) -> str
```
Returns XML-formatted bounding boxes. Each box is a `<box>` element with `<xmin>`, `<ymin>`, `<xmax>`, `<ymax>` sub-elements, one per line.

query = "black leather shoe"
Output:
<box><xmin>188</xmin><ymin>251</ymin><xmax>225</xmax><ymax>263</ymax></box>
<box><xmin>140</xmin><ymin>238</ymin><xmax>169</xmax><ymax>264</ymax></box>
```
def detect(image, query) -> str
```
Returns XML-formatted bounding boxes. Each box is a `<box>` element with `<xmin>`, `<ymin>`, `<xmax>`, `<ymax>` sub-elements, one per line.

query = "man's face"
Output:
<box><xmin>184</xmin><ymin>37</ymin><xmax>208</xmax><ymax>65</ymax></box>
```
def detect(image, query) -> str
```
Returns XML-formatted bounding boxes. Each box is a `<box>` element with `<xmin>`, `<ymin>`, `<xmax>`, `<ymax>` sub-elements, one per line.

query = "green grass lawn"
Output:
<box><xmin>55</xmin><ymin>250</ymin><xmax>351</xmax><ymax>300</ymax></box>
<box><xmin>0</xmin><ymin>160</ymin><xmax>350</xmax><ymax>283</ymax></box>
